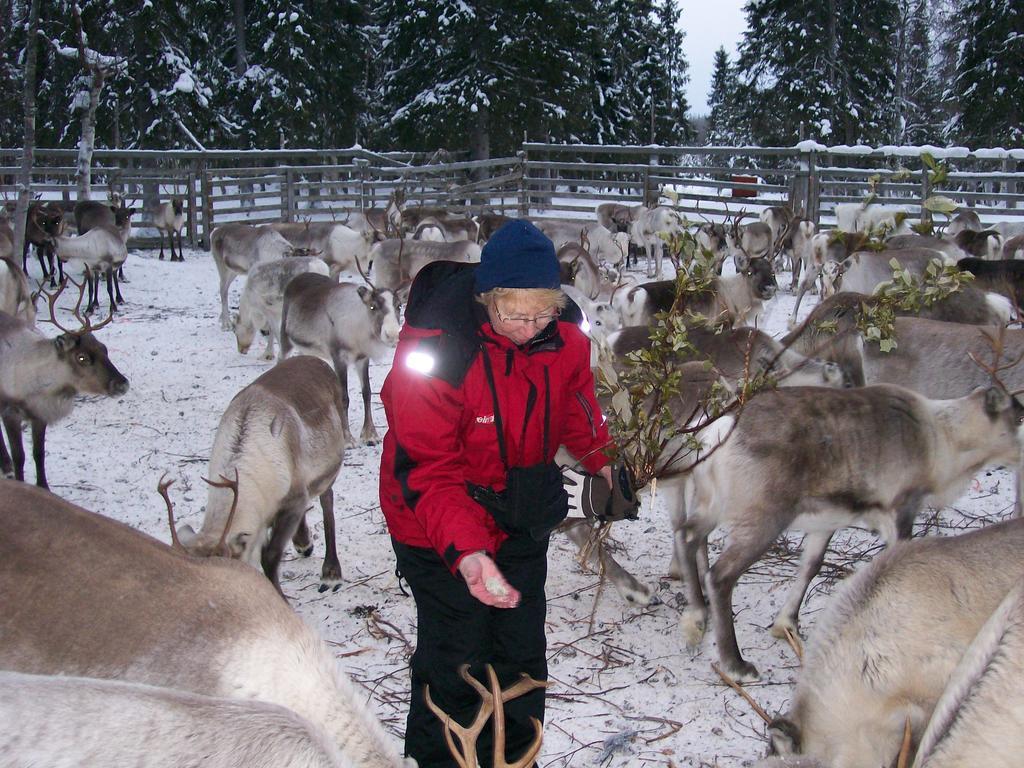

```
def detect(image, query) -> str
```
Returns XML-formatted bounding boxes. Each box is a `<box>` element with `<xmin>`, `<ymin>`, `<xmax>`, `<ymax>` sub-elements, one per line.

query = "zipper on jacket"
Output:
<box><xmin>576</xmin><ymin>391</ymin><xmax>597</xmax><ymax>438</ymax></box>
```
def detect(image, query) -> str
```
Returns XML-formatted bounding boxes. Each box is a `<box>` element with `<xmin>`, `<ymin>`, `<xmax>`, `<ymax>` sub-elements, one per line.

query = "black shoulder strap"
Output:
<box><xmin>479</xmin><ymin>346</ymin><xmax>509</xmax><ymax>472</ymax></box>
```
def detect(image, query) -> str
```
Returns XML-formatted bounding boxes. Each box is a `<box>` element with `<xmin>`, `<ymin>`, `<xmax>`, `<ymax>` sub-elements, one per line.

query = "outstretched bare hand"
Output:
<box><xmin>458</xmin><ymin>552</ymin><xmax>521</xmax><ymax>608</ymax></box>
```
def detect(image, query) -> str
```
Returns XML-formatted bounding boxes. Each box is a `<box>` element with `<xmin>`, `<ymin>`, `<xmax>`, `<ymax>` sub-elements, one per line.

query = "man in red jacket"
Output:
<box><xmin>379</xmin><ymin>219</ymin><xmax>613</xmax><ymax>767</ymax></box>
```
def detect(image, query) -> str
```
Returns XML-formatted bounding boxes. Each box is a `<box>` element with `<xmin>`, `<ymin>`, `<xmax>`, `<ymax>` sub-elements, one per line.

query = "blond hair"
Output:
<box><xmin>476</xmin><ymin>287</ymin><xmax>567</xmax><ymax>312</ymax></box>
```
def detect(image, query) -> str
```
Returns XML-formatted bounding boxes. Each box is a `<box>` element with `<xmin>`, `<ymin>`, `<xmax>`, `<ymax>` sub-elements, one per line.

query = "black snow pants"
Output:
<box><xmin>393</xmin><ymin>534</ymin><xmax>549</xmax><ymax>768</ymax></box>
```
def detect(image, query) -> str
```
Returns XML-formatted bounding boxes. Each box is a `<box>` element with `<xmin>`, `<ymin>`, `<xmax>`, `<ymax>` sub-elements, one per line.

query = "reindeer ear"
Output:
<box><xmin>735</xmin><ymin>252</ymin><xmax>750</xmax><ymax>271</ymax></box>
<box><xmin>176</xmin><ymin>524</ymin><xmax>198</xmax><ymax>548</ymax></box>
<box><xmin>984</xmin><ymin>386</ymin><xmax>1011</xmax><ymax>416</ymax></box>
<box><xmin>766</xmin><ymin>717</ymin><xmax>801</xmax><ymax>756</ymax></box>
<box><xmin>357</xmin><ymin>285</ymin><xmax>371</xmax><ymax>302</ymax></box>
<box><xmin>53</xmin><ymin>334</ymin><xmax>76</xmax><ymax>354</ymax></box>
<box><xmin>228</xmin><ymin>533</ymin><xmax>248</xmax><ymax>557</ymax></box>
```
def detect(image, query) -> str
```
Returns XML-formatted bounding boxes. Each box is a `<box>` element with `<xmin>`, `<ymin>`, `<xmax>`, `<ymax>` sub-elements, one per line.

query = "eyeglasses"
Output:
<box><xmin>494</xmin><ymin>307</ymin><xmax>561</xmax><ymax>326</ymax></box>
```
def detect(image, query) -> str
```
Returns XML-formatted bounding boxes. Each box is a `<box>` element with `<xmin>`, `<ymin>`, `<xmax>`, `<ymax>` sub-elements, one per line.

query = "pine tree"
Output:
<box><xmin>736</xmin><ymin>0</ymin><xmax>899</xmax><ymax>146</ymax></box>
<box><xmin>232</xmin><ymin>0</ymin><xmax>370</xmax><ymax>148</ymax></box>
<box><xmin>892</xmin><ymin>0</ymin><xmax>943</xmax><ymax>144</ymax></box>
<box><xmin>375</xmin><ymin>0</ymin><xmax>596</xmax><ymax>158</ymax></box>
<box><xmin>650</xmin><ymin>0</ymin><xmax>693</xmax><ymax>144</ymax></box>
<box><xmin>706</xmin><ymin>46</ymin><xmax>745</xmax><ymax>145</ymax></box>
<box><xmin>948</xmin><ymin>0</ymin><xmax>1024</xmax><ymax>146</ymax></box>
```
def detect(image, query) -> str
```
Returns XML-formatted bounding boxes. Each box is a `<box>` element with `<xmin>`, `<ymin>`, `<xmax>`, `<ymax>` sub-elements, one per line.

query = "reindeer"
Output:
<box><xmin>726</xmin><ymin>217</ymin><xmax>773</xmax><ymax>270</ymax></box>
<box><xmin>629</xmin><ymin>207</ymin><xmax>687</xmax><ymax>278</ymax></box>
<box><xmin>152</xmin><ymin>197</ymin><xmax>186</xmax><ymax>261</ymax></box>
<box><xmin>475</xmin><ymin>212</ymin><xmax>513</xmax><ymax>243</ymax></box>
<box><xmin>788</xmin><ymin>230</ymin><xmax>873</xmax><ymax>326</ymax></box>
<box><xmin>0</xmin><ymin>669</ymin><xmax>359</xmax><ymax>768</ymax></box>
<box><xmin>177</xmin><ymin>356</ymin><xmax>347</xmax><ymax>593</ymax></box>
<box><xmin>823</xmin><ymin>249</ymin><xmax>957</xmax><ymax>299</ymax></box>
<box><xmin>280</xmin><ymin>273</ymin><xmax>401</xmax><ymax>446</ymax></box>
<box><xmin>210</xmin><ymin>223</ymin><xmax>294</xmax><ymax>330</ymax></box>
<box><xmin>23</xmin><ymin>201</ymin><xmax>64</xmax><ymax>285</ymax></box>
<box><xmin>595</xmin><ymin>202</ymin><xmax>642</xmax><ymax>235</ymax></box>
<box><xmin>0</xmin><ymin>283</ymin><xmax>129</xmax><ymax>488</ymax></box>
<box><xmin>0</xmin><ymin>257</ymin><xmax>35</xmax><ymax>324</ymax></box>
<box><xmin>53</xmin><ymin>220</ymin><xmax>129</xmax><ymax>315</ymax></box>
<box><xmin>616</xmin><ymin>257</ymin><xmax>777</xmax><ymax>328</ymax></box>
<box><xmin>945</xmin><ymin>208</ymin><xmax>982</xmax><ymax>238</ymax></box>
<box><xmin>533</xmin><ymin>219</ymin><xmax>626</xmax><ymax>267</ymax></box>
<box><xmin>267</xmin><ymin>220</ymin><xmax>374</xmax><ymax>279</ymax></box>
<box><xmin>0</xmin><ymin>480</ymin><xmax>410</xmax><ymax>767</ymax></box>
<box><xmin>0</xmin><ymin>209</ymin><xmax>14</xmax><ymax>261</ymax></box>
<box><xmin>678</xmin><ymin>384</ymin><xmax>1022</xmax><ymax>681</ymax></box>
<box><xmin>368</xmin><ymin>238</ymin><xmax>480</xmax><ymax>301</ymax></box>
<box><xmin>911</xmin><ymin>576</ymin><xmax>1024</xmax><ymax>768</ymax></box>
<box><xmin>767</xmin><ymin>517</ymin><xmax>1024</xmax><ymax>768</ymax></box>
<box><xmin>695</xmin><ymin>221</ymin><xmax>730</xmax><ymax>274</ymax></box>
<box><xmin>952</xmin><ymin>228</ymin><xmax>1003</xmax><ymax>261</ymax></box>
<box><xmin>358</xmin><ymin>188</ymin><xmax>406</xmax><ymax>239</ymax></box>
<box><xmin>412</xmin><ymin>216</ymin><xmax>479</xmax><ymax>243</ymax></box>
<box><xmin>233</xmin><ymin>256</ymin><xmax>331</xmax><ymax>361</ymax></box>
<box><xmin>74</xmin><ymin>198</ymin><xmax>136</xmax><ymax>242</ymax></box>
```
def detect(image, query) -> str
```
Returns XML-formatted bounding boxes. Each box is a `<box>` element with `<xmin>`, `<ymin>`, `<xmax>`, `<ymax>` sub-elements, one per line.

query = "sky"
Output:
<box><xmin>678</xmin><ymin>0</ymin><xmax>748</xmax><ymax>116</ymax></box>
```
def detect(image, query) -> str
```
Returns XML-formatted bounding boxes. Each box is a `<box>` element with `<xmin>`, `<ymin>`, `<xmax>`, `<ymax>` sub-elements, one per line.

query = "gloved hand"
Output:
<box><xmin>562</xmin><ymin>462</ymin><xmax>640</xmax><ymax>523</ymax></box>
<box><xmin>457</xmin><ymin>551</ymin><xmax>521</xmax><ymax>608</ymax></box>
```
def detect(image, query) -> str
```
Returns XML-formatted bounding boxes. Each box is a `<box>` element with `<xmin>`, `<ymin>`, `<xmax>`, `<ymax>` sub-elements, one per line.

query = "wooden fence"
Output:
<box><xmin>3</xmin><ymin>143</ymin><xmax>1023</xmax><ymax>249</ymax></box>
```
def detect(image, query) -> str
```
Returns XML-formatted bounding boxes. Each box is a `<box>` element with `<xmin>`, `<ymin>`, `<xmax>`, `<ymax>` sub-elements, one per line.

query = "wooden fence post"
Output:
<box><xmin>201</xmin><ymin>163</ymin><xmax>214</xmax><ymax>246</ymax></box>
<box><xmin>1006</xmin><ymin>156</ymin><xmax>1018</xmax><ymax>211</ymax></box>
<box><xmin>187</xmin><ymin>166</ymin><xmax>199</xmax><ymax>248</ymax></box>
<box><xmin>807</xmin><ymin>149</ymin><xmax>819</xmax><ymax>225</ymax></box>
<box><xmin>517</xmin><ymin>150</ymin><xmax>528</xmax><ymax>217</ymax></box>
<box><xmin>283</xmin><ymin>168</ymin><xmax>294</xmax><ymax>222</ymax></box>
<box><xmin>354</xmin><ymin>158</ymin><xmax>369</xmax><ymax>212</ymax></box>
<box><xmin>920</xmin><ymin>161</ymin><xmax>933</xmax><ymax>227</ymax></box>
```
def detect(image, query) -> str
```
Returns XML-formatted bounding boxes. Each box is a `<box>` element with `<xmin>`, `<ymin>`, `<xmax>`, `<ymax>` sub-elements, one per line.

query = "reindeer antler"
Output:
<box><xmin>967</xmin><ymin>326</ymin><xmax>1024</xmax><ymax>396</ymax></box>
<box><xmin>201</xmin><ymin>469</ymin><xmax>241</xmax><ymax>557</ymax></box>
<box><xmin>157</xmin><ymin>473</ymin><xmax>185</xmax><ymax>551</ymax></box>
<box><xmin>424</xmin><ymin>664</ymin><xmax>548</xmax><ymax>768</ymax></box>
<box><xmin>35</xmin><ymin>278</ymin><xmax>115</xmax><ymax>335</ymax></box>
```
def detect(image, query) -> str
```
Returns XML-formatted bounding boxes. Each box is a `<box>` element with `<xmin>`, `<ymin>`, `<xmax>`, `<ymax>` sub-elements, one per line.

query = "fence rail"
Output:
<box><xmin>3</xmin><ymin>144</ymin><xmax>1023</xmax><ymax>249</ymax></box>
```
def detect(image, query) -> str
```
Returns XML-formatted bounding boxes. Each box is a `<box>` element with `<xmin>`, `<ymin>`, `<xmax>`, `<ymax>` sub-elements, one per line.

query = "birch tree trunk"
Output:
<box><xmin>12</xmin><ymin>0</ymin><xmax>41</xmax><ymax>262</ymax></box>
<box><xmin>73</xmin><ymin>0</ymin><xmax>104</xmax><ymax>202</ymax></box>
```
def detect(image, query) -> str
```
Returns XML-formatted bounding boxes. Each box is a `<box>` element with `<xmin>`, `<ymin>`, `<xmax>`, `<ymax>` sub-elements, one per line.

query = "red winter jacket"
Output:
<box><xmin>379</xmin><ymin>263</ymin><xmax>611</xmax><ymax>572</ymax></box>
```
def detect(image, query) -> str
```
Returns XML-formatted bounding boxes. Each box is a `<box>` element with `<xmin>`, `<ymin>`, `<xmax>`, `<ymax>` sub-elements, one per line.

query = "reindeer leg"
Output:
<box><xmin>2</xmin><ymin>413</ymin><xmax>25</xmax><ymax>483</ymax></box>
<box><xmin>106</xmin><ymin>269</ymin><xmax>117</xmax><ymax>315</ymax></box>
<box><xmin>30</xmin><ymin>419</ymin><xmax>47</xmax><ymax>490</ymax></box>
<box><xmin>679</xmin><ymin>512</ymin><xmax>715</xmax><ymax>647</ymax></box>
<box><xmin>770</xmin><ymin>530</ymin><xmax>833</xmax><ymax>639</ymax></box>
<box><xmin>261</xmin><ymin>503</ymin><xmax>305</xmax><ymax>597</ymax></box>
<box><xmin>0</xmin><ymin>417</ymin><xmax>14</xmax><ymax>479</ymax></box>
<box><xmin>331</xmin><ymin>353</ymin><xmax>355</xmax><ymax>447</ymax></box>
<box><xmin>218</xmin><ymin>270</ymin><xmax>236</xmax><ymax>331</ymax></box>
<box><xmin>112</xmin><ymin>267</ymin><xmax>124</xmax><ymax>306</ymax></box>
<box><xmin>318</xmin><ymin>488</ymin><xmax>342</xmax><ymax>593</ymax></box>
<box><xmin>706</xmin><ymin>515</ymin><xmax>789</xmax><ymax>682</ymax></box>
<box><xmin>291</xmin><ymin>514</ymin><xmax>314</xmax><ymax>557</ymax></box>
<box><xmin>176</xmin><ymin>229</ymin><xmax>185</xmax><ymax>261</ymax></box>
<box><xmin>357</xmin><ymin>357</ymin><xmax>379</xmax><ymax>444</ymax></box>
<box><xmin>158</xmin><ymin>230</ymin><xmax>166</xmax><ymax>260</ymax></box>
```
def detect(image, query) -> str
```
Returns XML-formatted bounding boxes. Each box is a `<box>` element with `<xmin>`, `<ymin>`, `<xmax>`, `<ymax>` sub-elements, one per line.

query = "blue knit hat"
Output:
<box><xmin>474</xmin><ymin>220</ymin><xmax>561</xmax><ymax>294</ymax></box>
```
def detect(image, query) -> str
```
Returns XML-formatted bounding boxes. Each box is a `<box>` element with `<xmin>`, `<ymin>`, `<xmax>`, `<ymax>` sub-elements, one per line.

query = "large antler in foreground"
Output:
<box><xmin>424</xmin><ymin>664</ymin><xmax>549</xmax><ymax>768</ymax></box>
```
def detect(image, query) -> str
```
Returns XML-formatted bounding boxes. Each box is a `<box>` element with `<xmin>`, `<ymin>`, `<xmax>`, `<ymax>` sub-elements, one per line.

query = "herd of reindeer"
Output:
<box><xmin>3</xmin><ymin>186</ymin><xmax>1024</xmax><ymax>767</ymax></box>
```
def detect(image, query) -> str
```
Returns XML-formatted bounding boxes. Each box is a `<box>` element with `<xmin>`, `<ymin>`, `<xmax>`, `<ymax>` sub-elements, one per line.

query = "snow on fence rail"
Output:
<box><xmin>2</xmin><ymin>143</ymin><xmax>1022</xmax><ymax>248</ymax></box>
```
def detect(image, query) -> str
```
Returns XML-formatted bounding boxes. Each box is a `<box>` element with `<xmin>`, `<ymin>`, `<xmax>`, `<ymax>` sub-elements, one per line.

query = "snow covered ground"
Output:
<box><xmin>25</xmin><ymin>245</ymin><xmax>1019</xmax><ymax>767</ymax></box>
